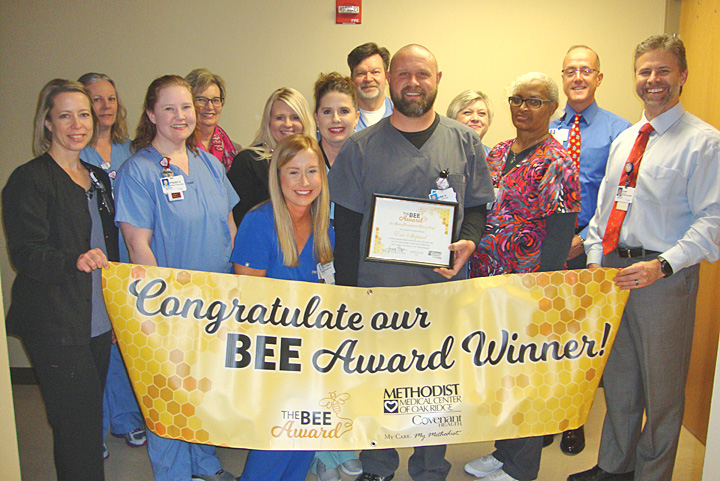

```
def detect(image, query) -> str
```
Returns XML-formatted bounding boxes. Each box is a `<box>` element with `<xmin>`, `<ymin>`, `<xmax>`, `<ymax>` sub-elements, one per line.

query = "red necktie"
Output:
<box><xmin>567</xmin><ymin>114</ymin><xmax>581</xmax><ymax>168</ymax></box>
<box><xmin>602</xmin><ymin>123</ymin><xmax>654</xmax><ymax>255</ymax></box>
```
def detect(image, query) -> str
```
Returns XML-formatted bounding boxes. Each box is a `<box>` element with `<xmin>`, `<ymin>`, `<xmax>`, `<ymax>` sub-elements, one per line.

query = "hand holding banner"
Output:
<box><xmin>103</xmin><ymin>263</ymin><xmax>627</xmax><ymax>450</ymax></box>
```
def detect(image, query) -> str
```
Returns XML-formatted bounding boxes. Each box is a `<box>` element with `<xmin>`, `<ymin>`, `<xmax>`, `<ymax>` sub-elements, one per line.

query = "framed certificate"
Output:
<box><xmin>365</xmin><ymin>194</ymin><xmax>458</xmax><ymax>268</ymax></box>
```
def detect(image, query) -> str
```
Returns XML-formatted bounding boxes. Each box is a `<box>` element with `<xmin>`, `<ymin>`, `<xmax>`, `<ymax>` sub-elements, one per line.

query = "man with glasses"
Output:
<box><xmin>547</xmin><ymin>45</ymin><xmax>630</xmax><ymax>456</ymax></box>
<box><xmin>569</xmin><ymin>34</ymin><xmax>720</xmax><ymax>481</ymax></box>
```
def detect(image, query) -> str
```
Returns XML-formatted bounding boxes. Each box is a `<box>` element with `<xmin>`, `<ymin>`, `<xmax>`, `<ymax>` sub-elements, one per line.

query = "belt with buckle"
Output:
<box><xmin>617</xmin><ymin>246</ymin><xmax>661</xmax><ymax>258</ymax></box>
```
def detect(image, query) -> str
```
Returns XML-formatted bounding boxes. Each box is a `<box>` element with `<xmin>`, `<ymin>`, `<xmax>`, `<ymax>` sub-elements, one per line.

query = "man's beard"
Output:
<box><xmin>391</xmin><ymin>86</ymin><xmax>437</xmax><ymax>117</ymax></box>
<box><xmin>357</xmin><ymin>82</ymin><xmax>383</xmax><ymax>101</ymax></box>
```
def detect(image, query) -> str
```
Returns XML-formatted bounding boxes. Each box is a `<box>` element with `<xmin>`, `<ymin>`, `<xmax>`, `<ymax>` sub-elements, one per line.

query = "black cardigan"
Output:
<box><xmin>227</xmin><ymin>147</ymin><xmax>270</xmax><ymax>226</ymax></box>
<box><xmin>2</xmin><ymin>153</ymin><xmax>118</xmax><ymax>345</ymax></box>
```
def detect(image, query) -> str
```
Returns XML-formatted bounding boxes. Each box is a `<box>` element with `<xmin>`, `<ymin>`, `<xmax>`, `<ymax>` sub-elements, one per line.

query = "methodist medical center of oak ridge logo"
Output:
<box><xmin>383</xmin><ymin>383</ymin><xmax>462</xmax><ymax>427</ymax></box>
<box><xmin>270</xmin><ymin>391</ymin><xmax>354</xmax><ymax>440</ymax></box>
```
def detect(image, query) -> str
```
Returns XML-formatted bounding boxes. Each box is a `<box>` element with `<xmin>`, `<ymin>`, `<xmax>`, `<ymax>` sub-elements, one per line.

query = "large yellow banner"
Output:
<box><xmin>103</xmin><ymin>263</ymin><xmax>628</xmax><ymax>450</ymax></box>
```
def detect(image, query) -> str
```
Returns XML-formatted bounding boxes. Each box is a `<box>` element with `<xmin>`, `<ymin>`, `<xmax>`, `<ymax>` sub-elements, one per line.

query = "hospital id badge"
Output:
<box><xmin>430</xmin><ymin>188</ymin><xmax>457</xmax><ymax>202</ymax></box>
<box><xmin>317</xmin><ymin>261</ymin><xmax>335</xmax><ymax>284</ymax></box>
<box><xmin>614</xmin><ymin>186</ymin><xmax>635</xmax><ymax>211</ymax></box>
<box><xmin>160</xmin><ymin>176</ymin><xmax>187</xmax><ymax>193</ymax></box>
<box><xmin>161</xmin><ymin>176</ymin><xmax>187</xmax><ymax>202</ymax></box>
<box><xmin>550</xmin><ymin>128</ymin><xmax>569</xmax><ymax>143</ymax></box>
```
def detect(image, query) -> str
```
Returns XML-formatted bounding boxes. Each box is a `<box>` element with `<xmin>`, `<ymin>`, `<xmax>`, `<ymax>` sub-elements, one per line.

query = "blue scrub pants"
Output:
<box><xmin>312</xmin><ymin>450</ymin><xmax>359</xmax><ymax>471</ymax></box>
<box><xmin>239</xmin><ymin>450</ymin><xmax>314</xmax><ymax>481</ymax></box>
<box><xmin>147</xmin><ymin>432</ymin><xmax>222</xmax><ymax>481</ymax></box>
<box><xmin>103</xmin><ymin>343</ymin><xmax>144</xmax><ymax>435</ymax></box>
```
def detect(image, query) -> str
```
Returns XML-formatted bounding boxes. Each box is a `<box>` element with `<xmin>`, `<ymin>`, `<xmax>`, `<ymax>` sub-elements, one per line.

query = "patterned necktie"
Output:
<box><xmin>601</xmin><ymin>123</ymin><xmax>654</xmax><ymax>255</ymax></box>
<box><xmin>567</xmin><ymin>113</ymin><xmax>582</xmax><ymax>168</ymax></box>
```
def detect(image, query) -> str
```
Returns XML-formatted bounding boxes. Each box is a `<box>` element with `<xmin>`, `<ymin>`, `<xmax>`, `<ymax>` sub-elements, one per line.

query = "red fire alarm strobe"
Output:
<box><xmin>337</xmin><ymin>0</ymin><xmax>361</xmax><ymax>24</ymax></box>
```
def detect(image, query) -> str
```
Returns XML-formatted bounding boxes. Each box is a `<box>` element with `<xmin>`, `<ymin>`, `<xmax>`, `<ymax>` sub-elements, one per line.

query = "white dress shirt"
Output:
<box><xmin>586</xmin><ymin>102</ymin><xmax>720</xmax><ymax>271</ymax></box>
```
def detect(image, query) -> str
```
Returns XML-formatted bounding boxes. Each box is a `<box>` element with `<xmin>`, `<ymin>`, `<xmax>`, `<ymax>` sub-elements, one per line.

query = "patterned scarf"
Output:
<box><xmin>199</xmin><ymin>125</ymin><xmax>238</xmax><ymax>172</ymax></box>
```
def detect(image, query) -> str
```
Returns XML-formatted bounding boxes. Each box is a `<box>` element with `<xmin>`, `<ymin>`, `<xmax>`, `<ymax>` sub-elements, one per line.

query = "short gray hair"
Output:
<box><xmin>446</xmin><ymin>90</ymin><xmax>494</xmax><ymax>125</ymax></box>
<box><xmin>185</xmin><ymin>68</ymin><xmax>227</xmax><ymax>99</ymax></box>
<box><xmin>507</xmin><ymin>72</ymin><xmax>558</xmax><ymax>102</ymax></box>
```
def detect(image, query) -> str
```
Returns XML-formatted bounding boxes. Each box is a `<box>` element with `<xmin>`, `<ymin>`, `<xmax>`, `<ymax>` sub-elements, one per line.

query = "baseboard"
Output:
<box><xmin>10</xmin><ymin>367</ymin><xmax>37</xmax><ymax>385</ymax></box>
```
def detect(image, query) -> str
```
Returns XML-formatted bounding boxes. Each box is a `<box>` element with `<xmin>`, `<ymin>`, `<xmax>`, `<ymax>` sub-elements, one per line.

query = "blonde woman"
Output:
<box><xmin>232</xmin><ymin>134</ymin><xmax>333</xmax><ymax>481</ymax></box>
<box><xmin>447</xmin><ymin>89</ymin><xmax>494</xmax><ymax>156</ymax></box>
<box><xmin>3</xmin><ymin>79</ymin><xmax>117</xmax><ymax>480</ymax></box>
<box><xmin>227</xmin><ymin>87</ymin><xmax>315</xmax><ymax>224</ymax></box>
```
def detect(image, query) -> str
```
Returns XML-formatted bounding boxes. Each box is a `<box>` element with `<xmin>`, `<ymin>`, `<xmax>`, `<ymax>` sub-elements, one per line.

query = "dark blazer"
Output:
<box><xmin>2</xmin><ymin>153</ymin><xmax>118</xmax><ymax>345</ymax></box>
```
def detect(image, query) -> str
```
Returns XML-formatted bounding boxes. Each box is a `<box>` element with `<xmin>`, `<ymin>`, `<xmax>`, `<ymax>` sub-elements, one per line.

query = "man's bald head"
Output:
<box><xmin>390</xmin><ymin>44</ymin><xmax>439</xmax><ymax>75</ymax></box>
<box><xmin>387</xmin><ymin>44</ymin><xmax>442</xmax><ymax>120</ymax></box>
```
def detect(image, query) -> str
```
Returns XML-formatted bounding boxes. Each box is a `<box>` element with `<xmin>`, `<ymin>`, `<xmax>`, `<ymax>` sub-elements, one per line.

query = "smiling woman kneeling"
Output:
<box><xmin>232</xmin><ymin>134</ymin><xmax>334</xmax><ymax>481</ymax></box>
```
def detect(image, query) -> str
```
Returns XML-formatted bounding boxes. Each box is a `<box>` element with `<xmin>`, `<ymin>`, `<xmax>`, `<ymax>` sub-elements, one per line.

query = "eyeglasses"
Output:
<box><xmin>508</xmin><ymin>96</ymin><xmax>553</xmax><ymax>109</ymax></box>
<box><xmin>561</xmin><ymin>67</ymin><xmax>599</xmax><ymax>78</ymax></box>
<box><xmin>195</xmin><ymin>96</ymin><xmax>224</xmax><ymax>107</ymax></box>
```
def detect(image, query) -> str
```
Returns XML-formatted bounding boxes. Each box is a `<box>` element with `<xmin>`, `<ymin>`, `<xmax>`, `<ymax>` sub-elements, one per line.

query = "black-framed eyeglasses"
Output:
<box><xmin>508</xmin><ymin>96</ymin><xmax>553</xmax><ymax>109</ymax></box>
<box><xmin>195</xmin><ymin>96</ymin><xmax>224</xmax><ymax>107</ymax></box>
<box><xmin>561</xmin><ymin>67</ymin><xmax>599</xmax><ymax>78</ymax></box>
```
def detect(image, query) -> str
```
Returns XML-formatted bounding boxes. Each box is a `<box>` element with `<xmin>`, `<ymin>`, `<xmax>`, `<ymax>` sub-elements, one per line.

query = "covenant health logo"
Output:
<box><xmin>383</xmin><ymin>383</ymin><xmax>462</xmax><ymax>426</ymax></box>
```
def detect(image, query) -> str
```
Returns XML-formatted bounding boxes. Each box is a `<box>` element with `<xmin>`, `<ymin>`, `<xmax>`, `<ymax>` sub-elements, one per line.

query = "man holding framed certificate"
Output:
<box><xmin>329</xmin><ymin>44</ymin><xmax>494</xmax><ymax>481</ymax></box>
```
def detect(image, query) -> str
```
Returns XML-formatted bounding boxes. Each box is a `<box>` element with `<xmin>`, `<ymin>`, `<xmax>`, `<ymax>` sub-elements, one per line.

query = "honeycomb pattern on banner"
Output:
<box><xmin>103</xmin><ymin>263</ymin><xmax>625</xmax><ymax>445</ymax></box>
<box><xmin>469</xmin><ymin>269</ymin><xmax>620</xmax><ymax>436</ymax></box>
<box><xmin>104</xmin><ymin>264</ymin><xmax>230</xmax><ymax>444</ymax></box>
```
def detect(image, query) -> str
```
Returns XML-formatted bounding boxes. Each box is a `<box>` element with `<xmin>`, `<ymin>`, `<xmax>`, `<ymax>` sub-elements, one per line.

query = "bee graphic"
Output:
<box><xmin>320</xmin><ymin>391</ymin><xmax>350</xmax><ymax>416</ymax></box>
<box><xmin>319</xmin><ymin>392</ymin><xmax>353</xmax><ymax>430</ymax></box>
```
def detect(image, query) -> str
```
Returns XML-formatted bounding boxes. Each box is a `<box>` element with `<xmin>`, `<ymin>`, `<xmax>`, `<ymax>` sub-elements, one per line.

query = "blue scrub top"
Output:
<box><xmin>231</xmin><ymin>202</ymin><xmax>335</xmax><ymax>282</ymax></box>
<box><xmin>80</xmin><ymin>140</ymin><xmax>133</xmax><ymax>189</ymax></box>
<box><xmin>114</xmin><ymin>146</ymin><xmax>239</xmax><ymax>273</ymax></box>
<box><xmin>81</xmin><ymin>139</ymin><xmax>134</xmax><ymax>262</ymax></box>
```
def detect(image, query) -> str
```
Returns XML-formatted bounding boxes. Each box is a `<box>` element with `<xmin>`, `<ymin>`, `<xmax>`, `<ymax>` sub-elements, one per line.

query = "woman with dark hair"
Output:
<box><xmin>114</xmin><ymin>75</ymin><xmax>238</xmax><ymax>481</ymax></box>
<box><xmin>311</xmin><ymin>72</ymin><xmax>363</xmax><ymax>480</ymax></box>
<box><xmin>464</xmin><ymin>72</ymin><xmax>580</xmax><ymax>481</ymax></box>
<box><xmin>227</xmin><ymin>87</ymin><xmax>315</xmax><ymax>225</ymax></box>
<box><xmin>2</xmin><ymin>79</ymin><xmax>117</xmax><ymax>480</ymax></box>
<box><xmin>232</xmin><ymin>134</ymin><xmax>333</xmax><ymax>481</ymax></box>
<box><xmin>313</xmin><ymin>72</ymin><xmax>359</xmax><ymax>169</ymax></box>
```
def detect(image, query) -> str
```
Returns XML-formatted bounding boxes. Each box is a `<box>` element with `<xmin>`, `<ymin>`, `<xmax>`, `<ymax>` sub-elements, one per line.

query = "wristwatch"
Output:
<box><xmin>657</xmin><ymin>256</ymin><xmax>673</xmax><ymax>277</ymax></box>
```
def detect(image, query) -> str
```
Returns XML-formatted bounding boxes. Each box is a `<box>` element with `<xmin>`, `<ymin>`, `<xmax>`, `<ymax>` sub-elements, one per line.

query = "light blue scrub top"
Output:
<box><xmin>80</xmin><ymin>139</ymin><xmax>133</xmax><ymax>189</ymax></box>
<box><xmin>81</xmin><ymin>139</ymin><xmax>134</xmax><ymax>261</ymax></box>
<box><xmin>114</xmin><ymin>146</ymin><xmax>239</xmax><ymax>273</ymax></box>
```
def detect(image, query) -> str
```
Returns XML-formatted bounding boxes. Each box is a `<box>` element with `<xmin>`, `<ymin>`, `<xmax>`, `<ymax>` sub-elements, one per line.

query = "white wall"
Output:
<box><xmin>0</xmin><ymin>0</ymin><xmax>665</xmax><ymax>362</ymax></box>
<box><xmin>0</xmin><ymin>1</ymin><xmax>671</xmax><ymax>477</ymax></box>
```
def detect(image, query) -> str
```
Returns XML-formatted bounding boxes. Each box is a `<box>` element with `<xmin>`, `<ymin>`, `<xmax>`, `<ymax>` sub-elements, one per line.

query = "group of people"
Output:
<box><xmin>3</xmin><ymin>35</ymin><xmax>719</xmax><ymax>481</ymax></box>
